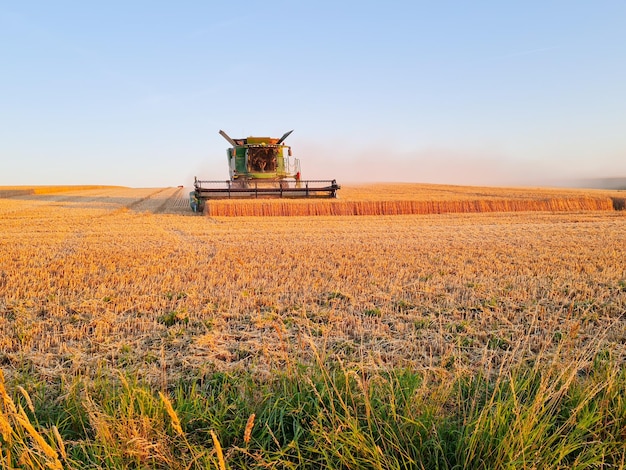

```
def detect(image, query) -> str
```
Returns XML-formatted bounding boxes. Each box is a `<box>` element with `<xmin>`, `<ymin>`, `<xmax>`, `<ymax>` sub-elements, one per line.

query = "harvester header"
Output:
<box><xmin>190</xmin><ymin>130</ymin><xmax>340</xmax><ymax>212</ymax></box>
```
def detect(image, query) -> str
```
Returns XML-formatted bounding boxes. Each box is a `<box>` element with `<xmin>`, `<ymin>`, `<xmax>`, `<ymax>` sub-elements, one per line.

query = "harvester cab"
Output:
<box><xmin>220</xmin><ymin>130</ymin><xmax>299</xmax><ymax>182</ymax></box>
<box><xmin>190</xmin><ymin>130</ymin><xmax>340</xmax><ymax>213</ymax></box>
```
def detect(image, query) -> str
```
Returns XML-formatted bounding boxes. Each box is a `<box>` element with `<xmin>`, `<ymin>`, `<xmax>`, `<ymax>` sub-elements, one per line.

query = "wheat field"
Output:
<box><xmin>1</xmin><ymin>184</ymin><xmax>625</xmax><ymax>468</ymax></box>
<box><xmin>204</xmin><ymin>183</ymin><xmax>626</xmax><ymax>215</ymax></box>
<box><xmin>1</xmin><ymin>184</ymin><xmax>624</xmax><ymax>381</ymax></box>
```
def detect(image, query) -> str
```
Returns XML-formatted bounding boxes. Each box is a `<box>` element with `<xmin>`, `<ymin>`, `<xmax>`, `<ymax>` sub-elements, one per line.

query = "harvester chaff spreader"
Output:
<box><xmin>190</xmin><ymin>130</ymin><xmax>340</xmax><ymax>213</ymax></box>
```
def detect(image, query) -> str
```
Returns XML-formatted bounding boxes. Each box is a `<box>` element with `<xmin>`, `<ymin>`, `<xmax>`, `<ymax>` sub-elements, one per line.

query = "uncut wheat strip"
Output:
<box><xmin>339</xmin><ymin>183</ymin><xmax>626</xmax><ymax>202</ymax></box>
<box><xmin>205</xmin><ymin>196</ymin><xmax>616</xmax><ymax>217</ymax></box>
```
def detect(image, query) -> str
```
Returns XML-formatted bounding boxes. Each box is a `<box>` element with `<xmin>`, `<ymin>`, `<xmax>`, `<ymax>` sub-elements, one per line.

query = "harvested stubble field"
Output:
<box><xmin>1</xmin><ymin>184</ymin><xmax>625</xmax><ymax>469</ymax></box>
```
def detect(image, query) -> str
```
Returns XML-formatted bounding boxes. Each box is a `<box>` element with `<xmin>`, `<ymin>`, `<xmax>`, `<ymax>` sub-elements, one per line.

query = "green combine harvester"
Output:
<box><xmin>190</xmin><ymin>130</ymin><xmax>340</xmax><ymax>213</ymax></box>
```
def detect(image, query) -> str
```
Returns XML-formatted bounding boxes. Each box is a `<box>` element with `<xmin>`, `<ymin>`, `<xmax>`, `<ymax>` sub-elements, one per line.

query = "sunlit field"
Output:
<box><xmin>205</xmin><ymin>182</ymin><xmax>625</xmax><ymax>215</ymax></box>
<box><xmin>1</xmin><ymin>184</ymin><xmax>625</xmax><ymax>469</ymax></box>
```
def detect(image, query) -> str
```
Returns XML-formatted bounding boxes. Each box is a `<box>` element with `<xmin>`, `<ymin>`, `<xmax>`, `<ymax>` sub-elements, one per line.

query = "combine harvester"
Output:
<box><xmin>190</xmin><ymin>130</ymin><xmax>340</xmax><ymax>213</ymax></box>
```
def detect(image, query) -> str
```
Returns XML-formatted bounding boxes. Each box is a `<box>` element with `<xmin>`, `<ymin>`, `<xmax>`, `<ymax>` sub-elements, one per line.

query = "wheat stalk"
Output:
<box><xmin>210</xmin><ymin>430</ymin><xmax>226</xmax><ymax>470</ymax></box>
<box><xmin>243</xmin><ymin>413</ymin><xmax>255</xmax><ymax>445</ymax></box>
<box><xmin>159</xmin><ymin>392</ymin><xmax>184</xmax><ymax>437</ymax></box>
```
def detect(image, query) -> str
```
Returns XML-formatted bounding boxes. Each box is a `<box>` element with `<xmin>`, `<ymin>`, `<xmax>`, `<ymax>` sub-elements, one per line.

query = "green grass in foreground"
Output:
<box><xmin>1</xmin><ymin>350</ymin><xmax>625</xmax><ymax>469</ymax></box>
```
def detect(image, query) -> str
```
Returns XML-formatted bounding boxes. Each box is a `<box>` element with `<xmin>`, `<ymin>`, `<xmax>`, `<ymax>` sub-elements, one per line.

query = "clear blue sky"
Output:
<box><xmin>1</xmin><ymin>1</ymin><xmax>625</xmax><ymax>187</ymax></box>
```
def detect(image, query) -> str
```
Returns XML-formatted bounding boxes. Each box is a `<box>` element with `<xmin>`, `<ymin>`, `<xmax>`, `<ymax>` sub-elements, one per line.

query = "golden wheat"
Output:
<box><xmin>205</xmin><ymin>196</ymin><xmax>615</xmax><ymax>216</ymax></box>
<box><xmin>201</xmin><ymin>183</ymin><xmax>624</xmax><ymax>216</ymax></box>
<box><xmin>210</xmin><ymin>430</ymin><xmax>226</xmax><ymax>470</ymax></box>
<box><xmin>0</xmin><ymin>185</ymin><xmax>624</xmax><ymax>388</ymax></box>
<box><xmin>243</xmin><ymin>413</ymin><xmax>255</xmax><ymax>445</ymax></box>
<box><xmin>159</xmin><ymin>391</ymin><xmax>184</xmax><ymax>437</ymax></box>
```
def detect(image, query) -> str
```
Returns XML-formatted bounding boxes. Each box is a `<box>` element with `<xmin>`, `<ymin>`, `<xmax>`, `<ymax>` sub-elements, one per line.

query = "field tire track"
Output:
<box><xmin>126</xmin><ymin>188</ymin><xmax>171</xmax><ymax>211</ymax></box>
<box><xmin>154</xmin><ymin>187</ymin><xmax>184</xmax><ymax>214</ymax></box>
